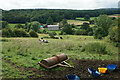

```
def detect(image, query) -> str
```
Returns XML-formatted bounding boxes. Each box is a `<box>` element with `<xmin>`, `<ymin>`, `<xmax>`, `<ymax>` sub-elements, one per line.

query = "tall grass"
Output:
<box><xmin>83</xmin><ymin>42</ymin><xmax>107</xmax><ymax>54</ymax></box>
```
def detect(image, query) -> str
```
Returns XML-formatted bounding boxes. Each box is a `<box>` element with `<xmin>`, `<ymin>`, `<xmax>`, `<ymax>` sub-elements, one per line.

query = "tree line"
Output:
<box><xmin>2</xmin><ymin>8</ymin><xmax>119</xmax><ymax>24</ymax></box>
<box><xmin>1</xmin><ymin>21</ymin><xmax>40</xmax><ymax>37</ymax></box>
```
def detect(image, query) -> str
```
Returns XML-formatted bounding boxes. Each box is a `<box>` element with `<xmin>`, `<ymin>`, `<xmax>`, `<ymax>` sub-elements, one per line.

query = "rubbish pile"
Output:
<box><xmin>66</xmin><ymin>64</ymin><xmax>117</xmax><ymax>80</ymax></box>
<box><xmin>88</xmin><ymin>64</ymin><xmax>117</xmax><ymax>77</ymax></box>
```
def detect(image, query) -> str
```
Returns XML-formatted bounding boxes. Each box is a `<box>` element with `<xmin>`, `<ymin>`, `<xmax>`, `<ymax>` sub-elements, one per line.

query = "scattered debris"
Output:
<box><xmin>88</xmin><ymin>68</ymin><xmax>101</xmax><ymax>77</ymax></box>
<box><xmin>106</xmin><ymin>64</ymin><xmax>117</xmax><ymax>71</ymax></box>
<box><xmin>98</xmin><ymin>68</ymin><xmax>107</xmax><ymax>74</ymax></box>
<box><xmin>88</xmin><ymin>64</ymin><xmax>118</xmax><ymax>78</ymax></box>
<box><xmin>66</xmin><ymin>74</ymin><xmax>80</xmax><ymax>80</ymax></box>
<box><xmin>38</xmin><ymin>54</ymin><xmax>72</xmax><ymax>69</ymax></box>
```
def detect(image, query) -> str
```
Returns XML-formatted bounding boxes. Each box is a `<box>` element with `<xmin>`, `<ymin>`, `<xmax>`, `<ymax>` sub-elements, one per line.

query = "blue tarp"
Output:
<box><xmin>106</xmin><ymin>64</ymin><xmax>117</xmax><ymax>71</ymax></box>
<box><xmin>88</xmin><ymin>68</ymin><xmax>101</xmax><ymax>77</ymax></box>
<box><xmin>66</xmin><ymin>74</ymin><xmax>80</xmax><ymax>80</ymax></box>
<box><xmin>40</xmin><ymin>25</ymin><xmax>43</xmax><ymax>28</ymax></box>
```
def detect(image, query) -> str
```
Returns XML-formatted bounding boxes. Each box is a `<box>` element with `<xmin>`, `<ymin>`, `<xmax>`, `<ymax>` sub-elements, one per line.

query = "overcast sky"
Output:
<box><xmin>0</xmin><ymin>0</ymin><xmax>119</xmax><ymax>10</ymax></box>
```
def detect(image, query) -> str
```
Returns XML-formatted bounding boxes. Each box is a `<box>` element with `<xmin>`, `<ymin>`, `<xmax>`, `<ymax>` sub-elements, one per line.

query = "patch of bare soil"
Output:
<box><xmin>2</xmin><ymin>59</ymin><xmax>120</xmax><ymax>80</ymax></box>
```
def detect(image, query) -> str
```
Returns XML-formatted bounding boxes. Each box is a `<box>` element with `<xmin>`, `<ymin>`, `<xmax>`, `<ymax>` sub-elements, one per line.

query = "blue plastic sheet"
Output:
<box><xmin>66</xmin><ymin>74</ymin><xmax>80</xmax><ymax>80</ymax></box>
<box><xmin>106</xmin><ymin>64</ymin><xmax>117</xmax><ymax>71</ymax></box>
<box><xmin>88</xmin><ymin>68</ymin><xmax>101</xmax><ymax>77</ymax></box>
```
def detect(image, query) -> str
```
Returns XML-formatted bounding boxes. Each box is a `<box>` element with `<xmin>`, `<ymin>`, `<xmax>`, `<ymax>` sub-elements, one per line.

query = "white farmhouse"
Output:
<box><xmin>47</xmin><ymin>23</ymin><xmax>60</xmax><ymax>30</ymax></box>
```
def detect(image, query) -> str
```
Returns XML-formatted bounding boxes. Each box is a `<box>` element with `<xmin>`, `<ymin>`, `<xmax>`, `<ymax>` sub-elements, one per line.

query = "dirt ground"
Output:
<box><xmin>31</xmin><ymin>59</ymin><xmax>120</xmax><ymax>80</ymax></box>
<box><xmin>2</xmin><ymin>59</ymin><xmax>120</xmax><ymax>80</ymax></box>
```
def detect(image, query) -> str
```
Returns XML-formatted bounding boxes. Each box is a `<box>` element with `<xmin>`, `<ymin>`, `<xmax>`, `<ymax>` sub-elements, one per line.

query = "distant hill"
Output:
<box><xmin>2</xmin><ymin>8</ymin><xmax>120</xmax><ymax>24</ymax></box>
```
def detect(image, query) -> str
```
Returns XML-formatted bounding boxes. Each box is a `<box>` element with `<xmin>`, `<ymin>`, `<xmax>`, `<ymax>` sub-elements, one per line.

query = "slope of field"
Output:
<box><xmin>1</xmin><ymin>34</ymin><xmax>119</xmax><ymax>79</ymax></box>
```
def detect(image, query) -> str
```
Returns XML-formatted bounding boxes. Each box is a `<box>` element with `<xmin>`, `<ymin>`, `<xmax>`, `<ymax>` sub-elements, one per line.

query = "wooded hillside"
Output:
<box><xmin>2</xmin><ymin>8</ymin><xmax>119</xmax><ymax>23</ymax></box>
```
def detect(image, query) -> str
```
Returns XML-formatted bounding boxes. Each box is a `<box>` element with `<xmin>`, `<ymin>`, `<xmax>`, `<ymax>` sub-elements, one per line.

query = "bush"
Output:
<box><xmin>62</xmin><ymin>24</ymin><xmax>73</xmax><ymax>35</ymax></box>
<box><xmin>74</xmin><ymin>30</ymin><xmax>81</xmax><ymax>35</ymax></box>
<box><xmin>88</xmin><ymin>32</ymin><xmax>93</xmax><ymax>36</ymax></box>
<box><xmin>2</xmin><ymin>28</ymin><xmax>13</xmax><ymax>37</ymax></box>
<box><xmin>29</xmin><ymin>30</ymin><xmax>38</xmax><ymax>37</ymax></box>
<box><xmin>15</xmin><ymin>24</ymin><xmax>25</xmax><ymax>28</ymax></box>
<box><xmin>2</xmin><ymin>21</ymin><xmax>9</xmax><ymax>29</ymax></box>
<box><xmin>1</xmin><ymin>38</ymin><xmax>9</xmax><ymax>42</ymax></box>
<box><xmin>109</xmin><ymin>26</ymin><xmax>120</xmax><ymax>43</ymax></box>
<box><xmin>84</xmin><ymin>15</ymin><xmax>90</xmax><ymax>21</ymax></box>
<box><xmin>83</xmin><ymin>42</ymin><xmax>107</xmax><ymax>54</ymax></box>
<box><xmin>13</xmin><ymin>28</ymin><xmax>30</xmax><ymax>37</ymax></box>
<box><xmin>31</xmin><ymin>21</ymin><xmax>40</xmax><ymax>32</ymax></box>
<box><xmin>93</xmin><ymin>27</ymin><xmax>103</xmax><ymax>39</ymax></box>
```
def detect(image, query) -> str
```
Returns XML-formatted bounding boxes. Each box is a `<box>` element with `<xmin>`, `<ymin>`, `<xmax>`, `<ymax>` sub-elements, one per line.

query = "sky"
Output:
<box><xmin>0</xmin><ymin>0</ymin><xmax>119</xmax><ymax>10</ymax></box>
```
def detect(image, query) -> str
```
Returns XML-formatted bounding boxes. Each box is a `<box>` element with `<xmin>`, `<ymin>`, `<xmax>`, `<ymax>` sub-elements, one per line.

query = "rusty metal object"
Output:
<box><xmin>38</xmin><ymin>53</ymin><xmax>71</xmax><ymax>69</ymax></box>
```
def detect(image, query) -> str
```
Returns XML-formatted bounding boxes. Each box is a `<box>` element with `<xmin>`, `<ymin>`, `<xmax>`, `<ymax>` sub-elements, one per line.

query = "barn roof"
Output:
<box><xmin>48</xmin><ymin>25</ymin><xmax>59</xmax><ymax>27</ymax></box>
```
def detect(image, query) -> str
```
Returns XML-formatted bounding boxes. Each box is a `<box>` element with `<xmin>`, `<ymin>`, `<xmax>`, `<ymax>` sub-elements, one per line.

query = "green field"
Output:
<box><xmin>67</xmin><ymin>20</ymin><xmax>89</xmax><ymax>25</ymax></box>
<box><xmin>47</xmin><ymin>30</ymin><xmax>61</xmax><ymax>35</ymax></box>
<box><xmin>1</xmin><ymin>34</ymin><xmax>119</xmax><ymax>78</ymax></box>
<box><xmin>76</xmin><ymin>17</ymin><xmax>98</xmax><ymax>20</ymax></box>
<box><xmin>9</xmin><ymin>24</ymin><xmax>25</xmax><ymax>28</ymax></box>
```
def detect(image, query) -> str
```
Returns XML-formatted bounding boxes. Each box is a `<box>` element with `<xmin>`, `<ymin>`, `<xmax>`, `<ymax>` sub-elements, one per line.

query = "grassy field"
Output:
<box><xmin>47</xmin><ymin>30</ymin><xmax>61</xmax><ymax>35</ymax></box>
<box><xmin>9</xmin><ymin>24</ymin><xmax>25</xmax><ymax>28</ymax></box>
<box><xmin>67</xmin><ymin>20</ymin><xmax>89</xmax><ymax>25</ymax></box>
<box><xmin>76</xmin><ymin>17</ymin><xmax>98</xmax><ymax>20</ymax></box>
<box><xmin>1</xmin><ymin>34</ymin><xmax>119</xmax><ymax>78</ymax></box>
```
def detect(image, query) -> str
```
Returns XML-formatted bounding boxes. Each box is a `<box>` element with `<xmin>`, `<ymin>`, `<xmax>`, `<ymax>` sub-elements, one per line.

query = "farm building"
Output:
<box><xmin>47</xmin><ymin>23</ymin><xmax>60</xmax><ymax>30</ymax></box>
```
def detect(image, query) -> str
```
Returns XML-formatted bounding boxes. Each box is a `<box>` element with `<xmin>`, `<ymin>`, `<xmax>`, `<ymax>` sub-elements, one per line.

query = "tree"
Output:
<box><xmin>109</xmin><ymin>18</ymin><xmax>120</xmax><ymax>46</ymax></box>
<box><xmin>13</xmin><ymin>28</ymin><xmax>29</xmax><ymax>37</ymax></box>
<box><xmin>31</xmin><ymin>21</ymin><xmax>40</xmax><ymax>32</ymax></box>
<box><xmin>2</xmin><ymin>28</ymin><xmax>12</xmax><ymax>37</ymax></box>
<box><xmin>26</xmin><ymin>22</ymin><xmax>31</xmax><ymax>32</ymax></box>
<box><xmin>84</xmin><ymin>15</ymin><xmax>90</xmax><ymax>21</ymax></box>
<box><xmin>93</xmin><ymin>27</ymin><xmax>103</xmax><ymax>39</ymax></box>
<box><xmin>61</xmin><ymin>19</ymin><xmax>67</xmax><ymax>26</ymax></box>
<box><xmin>81</xmin><ymin>22</ymin><xmax>89</xmax><ymax>30</ymax></box>
<box><xmin>94</xmin><ymin>15</ymin><xmax>112</xmax><ymax>39</ymax></box>
<box><xmin>47</xmin><ymin>16</ymin><xmax>53</xmax><ymax>25</ymax></box>
<box><xmin>62</xmin><ymin>24</ymin><xmax>73</xmax><ymax>34</ymax></box>
<box><xmin>71</xmin><ymin>24</ymin><xmax>76</xmax><ymax>28</ymax></box>
<box><xmin>29</xmin><ymin>29</ymin><xmax>38</xmax><ymax>37</ymax></box>
<box><xmin>80</xmin><ymin>22</ymin><xmax>93</xmax><ymax>35</ymax></box>
<box><xmin>2</xmin><ymin>21</ymin><xmax>9</xmax><ymax>29</ymax></box>
<box><xmin>2</xmin><ymin>9</ymin><xmax>119</xmax><ymax>24</ymax></box>
<box><xmin>89</xmin><ymin>20</ymin><xmax>94</xmax><ymax>24</ymax></box>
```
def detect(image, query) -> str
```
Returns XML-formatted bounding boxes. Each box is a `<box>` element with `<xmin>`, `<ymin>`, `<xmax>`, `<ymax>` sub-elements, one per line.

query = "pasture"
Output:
<box><xmin>67</xmin><ymin>20</ymin><xmax>89</xmax><ymax>25</ymax></box>
<box><xmin>1</xmin><ymin>34</ymin><xmax>119</xmax><ymax>78</ymax></box>
<box><xmin>76</xmin><ymin>17</ymin><xmax>98</xmax><ymax>20</ymax></box>
<box><xmin>9</xmin><ymin>24</ymin><xmax>25</xmax><ymax>28</ymax></box>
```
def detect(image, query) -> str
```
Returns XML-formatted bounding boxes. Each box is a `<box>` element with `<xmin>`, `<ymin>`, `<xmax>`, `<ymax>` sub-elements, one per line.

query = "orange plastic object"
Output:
<box><xmin>98</xmin><ymin>68</ymin><xmax>107</xmax><ymax>73</ymax></box>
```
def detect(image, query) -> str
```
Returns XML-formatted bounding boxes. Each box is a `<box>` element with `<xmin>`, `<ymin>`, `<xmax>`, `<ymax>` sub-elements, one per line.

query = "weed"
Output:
<box><xmin>83</xmin><ymin>42</ymin><xmax>107</xmax><ymax>54</ymax></box>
